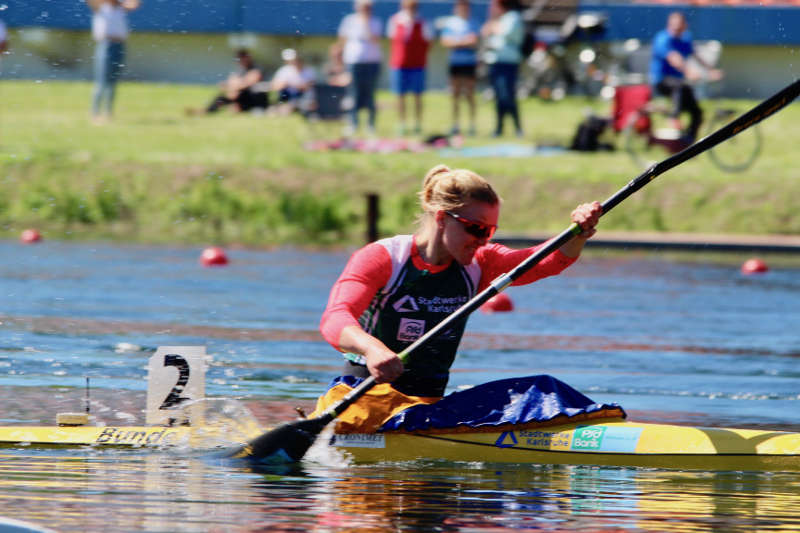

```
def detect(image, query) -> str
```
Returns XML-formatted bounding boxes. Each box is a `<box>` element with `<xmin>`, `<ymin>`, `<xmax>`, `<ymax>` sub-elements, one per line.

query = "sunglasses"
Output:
<box><xmin>444</xmin><ymin>211</ymin><xmax>497</xmax><ymax>240</ymax></box>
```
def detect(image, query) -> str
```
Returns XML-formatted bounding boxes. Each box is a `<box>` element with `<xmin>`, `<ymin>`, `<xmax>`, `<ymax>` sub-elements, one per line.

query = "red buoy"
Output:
<box><xmin>200</xmin><ymin>246</ymin><xmax>228</xmax><ymax>267</ymax></box>
<box><xmin>20</xmin><ymin>229</ymin><xmax>42</xmax><ymax>244</ymax></box>
<box><xmin>741</xmin><ymin>258</ymin><xmax>768</xmax><ymax>275</ymax></box>
<box><xmin>480</xmin><ymin>292</ymin><xmax>514</xmax><ymax>313</ymax></box>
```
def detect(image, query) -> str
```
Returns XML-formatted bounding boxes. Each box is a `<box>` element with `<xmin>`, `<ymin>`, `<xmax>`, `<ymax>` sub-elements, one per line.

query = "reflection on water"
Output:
<box><xmin>2</xmin><ymin>450</ymin><xmax>800</xmax><ymax>532</ymax></box>
<box><xmin>2</xmin><ymin>242</ymin><xmax>800</xmax><ymax>530</ymax></box>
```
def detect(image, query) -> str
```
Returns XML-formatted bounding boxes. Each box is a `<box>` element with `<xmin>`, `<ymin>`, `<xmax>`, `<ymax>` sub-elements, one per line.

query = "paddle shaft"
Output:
<box><xmin>318</xmin><ymin>78</ymin><xmax>800</xmax><ymax>426</ymax></box>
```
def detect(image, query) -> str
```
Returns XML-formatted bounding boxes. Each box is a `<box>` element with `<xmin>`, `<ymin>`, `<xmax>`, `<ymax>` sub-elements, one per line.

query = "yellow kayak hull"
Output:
<box><xmin>330</xmin><ymin>420</ymin><xmax>800</xmax><ymax>471</ymax></box>
<box><xmin>3</xmin><ymin>420</ymin><xmax>800</xmax><ymax>471</ymax></box>
<box><xmin>0</xmin><ymin>425</ymin><xmax>198</xmax><ymax>448</ymax></box>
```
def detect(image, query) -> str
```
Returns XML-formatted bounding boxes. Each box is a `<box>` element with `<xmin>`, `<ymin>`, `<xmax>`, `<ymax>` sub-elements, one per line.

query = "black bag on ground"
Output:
<box><xmin>570</xmin><ymin>115</ymin><xmax>612</xmax><ymax>151</ymax></box>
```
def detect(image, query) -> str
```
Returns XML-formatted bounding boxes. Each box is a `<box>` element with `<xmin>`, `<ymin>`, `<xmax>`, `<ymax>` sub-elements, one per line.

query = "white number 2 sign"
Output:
<box><xmin>145</xmin><ymin>346</ymin><xmax>207</xmax><ymax>426</ymax></box>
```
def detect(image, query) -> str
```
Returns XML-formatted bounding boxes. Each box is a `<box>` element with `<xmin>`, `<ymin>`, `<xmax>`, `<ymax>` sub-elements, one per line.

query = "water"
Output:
<box><xmin>2</xmin><ymin>240</ymin><xmax>800</xmax><ymax>531</ymax></box>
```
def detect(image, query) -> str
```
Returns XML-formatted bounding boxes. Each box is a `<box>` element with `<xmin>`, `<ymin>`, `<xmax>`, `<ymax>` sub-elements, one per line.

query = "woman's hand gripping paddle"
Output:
<box><xmin>228</xmin><ymin>78</ymin><xmax>800</xmax><ymax>465</ymax></box>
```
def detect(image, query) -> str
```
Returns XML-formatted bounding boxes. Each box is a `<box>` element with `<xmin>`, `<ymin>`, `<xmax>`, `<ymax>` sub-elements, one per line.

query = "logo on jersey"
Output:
<box><xmin>397</xmin><ymin>318</ymin><xmax>425</xmax><ymax>342</ymax></box>
<box><xmin>392</xmin><ymin>295</ymin><xmax>419</xmax><ymax>313</ymax></box>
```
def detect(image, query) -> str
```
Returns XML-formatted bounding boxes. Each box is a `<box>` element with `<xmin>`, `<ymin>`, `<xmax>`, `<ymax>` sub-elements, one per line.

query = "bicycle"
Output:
<box><xmin>615</xmin><ymin>82</ymin><xmax>762</xmax><ymax>173</ymax></box>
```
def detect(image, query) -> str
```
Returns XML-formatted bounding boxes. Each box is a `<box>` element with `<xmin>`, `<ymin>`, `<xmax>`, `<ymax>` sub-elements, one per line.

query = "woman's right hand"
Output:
<box><xmin>364</xmin><ymin>346</ymin><xmax>404</xmax><ymax>383</ymax></box>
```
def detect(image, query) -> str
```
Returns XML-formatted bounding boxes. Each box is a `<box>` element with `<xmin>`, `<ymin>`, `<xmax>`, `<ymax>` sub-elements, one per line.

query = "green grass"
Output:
<box><xmin>1</xmin><ymin>79</ymin><xmax>798</xmax><ymax>246</ymax></box>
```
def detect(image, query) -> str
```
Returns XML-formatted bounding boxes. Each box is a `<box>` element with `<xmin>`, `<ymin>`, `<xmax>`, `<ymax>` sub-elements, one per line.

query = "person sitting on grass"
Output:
<box><xmin>269</xmin><ymin>48</ymin><xmax>318</xmax><ymax>116</ymax></box>
<box><xmin>188</xmin><ymin>49</ymin><xmax>266</xmax><ymax>115</ymax></box>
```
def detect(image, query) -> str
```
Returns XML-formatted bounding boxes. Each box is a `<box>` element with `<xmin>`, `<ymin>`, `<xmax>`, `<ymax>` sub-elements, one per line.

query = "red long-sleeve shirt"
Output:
<box><xmin>320</xmin><ymin>235</ymin><xmax>576</xmax><ymax>352</ymax></box>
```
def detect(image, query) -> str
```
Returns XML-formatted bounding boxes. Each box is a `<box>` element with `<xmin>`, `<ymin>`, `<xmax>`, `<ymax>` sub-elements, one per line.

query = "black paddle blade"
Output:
<box><xmin>227</xmin><ymin>415</ymin><xmax>332</xmax><ymax>464</ymax></box>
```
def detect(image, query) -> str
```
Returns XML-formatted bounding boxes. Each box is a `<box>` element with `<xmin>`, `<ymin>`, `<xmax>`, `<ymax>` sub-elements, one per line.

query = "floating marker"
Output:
<box><xmin>741</xmin><ymin>258</ymin><xmax>768</xmax><ymax>275</ymax></box>
<box><xmin>20</xmin><ymin>228</ymin><xmax>42</xmax><ymax>244</ymax></box>
<box><xmin>200</xmin><ymin>246</ymin><xmax>228</xmax><ymax>266</ymax></box>
<box><xmin>480</xmin><ymin>292</ymin><xmax>514</xmax><ymax>313</ymax></box>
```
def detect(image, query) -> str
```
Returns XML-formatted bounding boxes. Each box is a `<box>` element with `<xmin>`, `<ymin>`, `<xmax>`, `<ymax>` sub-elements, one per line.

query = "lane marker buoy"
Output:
<box><xmin>741</xmin><ymin>258</ymin><xmax>768</xmax><ymax>274</ymax></box>
<box><xmin>200</xmin><ymin>246</ymin><xmax>228</xmax><ymax>266</ymax></box>
<box><xmin>480</xmin><ymin>292</ymin><xmax>514</xmax><ymax>313</ymax></box>
<box><xmin>20</xmin><ymin>229</ymin><xmax>42</xmax><ymax>244</ymax></box>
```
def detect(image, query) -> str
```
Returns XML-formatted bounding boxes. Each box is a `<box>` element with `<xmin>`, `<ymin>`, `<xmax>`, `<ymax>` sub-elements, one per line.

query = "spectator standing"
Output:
<box><xmin>481</xmin><ymin>0</ymin><xmax>524</xmax><ymax>138</ymax></box>
<box><xmin>650</xmin><ymin>11</ymin><xmax>722</xmax><ymax>142</ymax></box>
<box><xmin>338</xmin><ymin>0</ymin><xmax>383</xmax><ymax>136</ymax></box>
<box><xmin>439</xmin><ymin>0</ymin><xmax>480</xmax><ymax>136</ymax></box>
<box><xmin>0</xmin><ymin>17</ymin><xmax>8</xmax><ymax>76</ymax></box>
<box><xmin>270</xmin><ymin>48</ymin><xmax>317</xmax><ymax>115</ymax></box>
<box><xmin>387</xmin><ymin>0</ymin><xmax>433</xmax><ymax>136</ymax></box>
<box><xmin>86</xmin><ymin>0</ymin><xmax>140</xmax><ymax>124</ymax></box>
<box><xmin>189</xmin><ymin>49</ymin><xmax>266</xmax><ymax>115</ymax></box>
<box><xmin>0</xmin><ymin>18</ymin><xmax>8</xmax><ymax>55</ymax></box>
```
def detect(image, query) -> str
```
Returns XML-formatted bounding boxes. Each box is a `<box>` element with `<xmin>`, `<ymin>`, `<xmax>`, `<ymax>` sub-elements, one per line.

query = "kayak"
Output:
<box><xmin>0</xmin><ymin>425</ymin><xmax>202</xmax><ymax>448</ymax></box>
<box><xmin>2</xmin><ymin>418</ymin><xmax>800</xmax><ymax>472</ymax></box>
<box><xmin>330</xmin><ymin>418</ymin><xmax>800</xmax><ymax>471</ymax></box>
<box><xmin>3</xmin><ymin>360</ymin><xmax>798</xmax><ymax>471</ymax></box>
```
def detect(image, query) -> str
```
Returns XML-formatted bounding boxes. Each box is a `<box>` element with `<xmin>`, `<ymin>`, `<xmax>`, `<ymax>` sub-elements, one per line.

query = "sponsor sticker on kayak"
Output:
<box><xmin>331</xmin><ymin>433</ymin><xmax>386</xmax><ymax>448</ymax></box>
<box><xmin>501</xmin><ymin>425</ymin><xmax>642</xmax><ymax>453</ymax></box>
<box><xmin>509</xmin><ymin>429</ymin><xmax>572</xmax><ymax>449</ymax></box>
<box><xmin>570</xmin><ymin>426</ymin><xmax>643</xmax><ymax>453</ymax></box>
<box><xmin>96</xmin><ymin>427</ymin><xmax>181</xmax><ymax>446</ymax></box>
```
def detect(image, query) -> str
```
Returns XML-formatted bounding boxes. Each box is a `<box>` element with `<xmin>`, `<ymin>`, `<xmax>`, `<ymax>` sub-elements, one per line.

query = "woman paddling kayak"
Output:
<box><xmin>311</xmin><ymin>164</ymin><xmax>602</xmax><ymax>432</ymax></box>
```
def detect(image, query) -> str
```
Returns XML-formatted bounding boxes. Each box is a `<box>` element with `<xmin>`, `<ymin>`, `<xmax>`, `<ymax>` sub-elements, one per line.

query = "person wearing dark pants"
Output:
<box><xmin>655</xmin><ymin>76</ymin><xmax>703</xmax><ymax>141</ymax></box>
<box><xmin>481</xmin><ymin>0</ymin><xmax>524</xmax><ymax>138</ymax></box>
<box><xmin>440</xmin><ymin>0</ymin><xmax>480</xmax><ymax>136</ymax></box>
<box><xmin>348</xmin><ymin>62</ymin><xmax>381</xmax><ymax>131</ymax></box>
<box><xmin>488</xmin><ymin>62</ymin><xmax>520</xmax><ymax>138</ymax></box>
<box><xmin>650</xmin><ymin>11</ymin><xmax>723</xmax><ymax>142</ymax></box>
<box><xmin>337</xmin><ymin>0</ymin><xmax>383</xmax><ymax>136</ymax></box>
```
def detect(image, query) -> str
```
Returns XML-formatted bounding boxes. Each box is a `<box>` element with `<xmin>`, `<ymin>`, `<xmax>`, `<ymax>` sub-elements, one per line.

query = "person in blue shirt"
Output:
<box><xmin>650</xmin><ymin>12</ymin><xmax>721</xmax><ymax>142</ymax></box>
<box><xmin>439</xmin><ymin>0</ymin><xmax>480</xmax><ymax>136</ymax></box>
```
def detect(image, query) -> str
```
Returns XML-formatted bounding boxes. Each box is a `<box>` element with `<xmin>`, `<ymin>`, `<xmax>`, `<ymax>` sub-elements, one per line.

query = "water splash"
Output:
<box><xmin>170</xmin><ymin>398</ymin><xmax>264</xmax><ymax>449</ymax></box>
<box><xmin>304</xmin><ymin>424</ymin><xmax>353</xmax><ymax>469</ymax></box>
<box><xmin>114</xmin><ymin>342</ymin><xmax>142</xmax><ymax>354</ymax></box>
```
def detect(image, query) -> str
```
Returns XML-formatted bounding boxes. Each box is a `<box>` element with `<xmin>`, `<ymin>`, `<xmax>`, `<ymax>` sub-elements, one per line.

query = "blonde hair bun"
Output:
<box><xmin>418</xmin><ymin>165</ymin><xmax>500</xmax><ymax>215</ymax></box>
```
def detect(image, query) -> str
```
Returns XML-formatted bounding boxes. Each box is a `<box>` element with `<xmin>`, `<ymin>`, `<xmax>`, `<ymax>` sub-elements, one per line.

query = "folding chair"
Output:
<box><xmin>611</xmin><ymin>84</ymin><xmax>652</xmax><ymax>134</ymax></box>
<box><xmin>303</xmin><ymin>84</ymin><xmax>348</xmax><ymax>139</ymax></box>
<box><xmin>311</xmin><ymin>84</ymin><xmax>347</xmax><ymax>120</ymax></box>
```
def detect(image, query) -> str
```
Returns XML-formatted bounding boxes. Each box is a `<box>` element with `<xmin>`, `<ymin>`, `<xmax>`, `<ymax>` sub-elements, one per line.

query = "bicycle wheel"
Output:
<box><xmin>707</xmin><ymin>108</ymin><xmax>762</xmax><ymax>172</ymax></box>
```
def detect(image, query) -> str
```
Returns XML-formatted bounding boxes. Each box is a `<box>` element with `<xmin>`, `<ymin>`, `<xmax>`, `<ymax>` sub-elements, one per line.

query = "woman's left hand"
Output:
<box><xmin>571</xmin><ymin>201</ymin><xmax>602</xmax><ymax>239</ymax></box>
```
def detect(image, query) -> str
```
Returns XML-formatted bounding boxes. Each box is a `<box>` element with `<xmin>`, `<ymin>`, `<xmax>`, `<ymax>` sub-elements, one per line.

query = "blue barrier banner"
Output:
<box><xmin>5</xmin><ymin>1</ymin><xmax>800</xmax><ymax>45</ymax></box>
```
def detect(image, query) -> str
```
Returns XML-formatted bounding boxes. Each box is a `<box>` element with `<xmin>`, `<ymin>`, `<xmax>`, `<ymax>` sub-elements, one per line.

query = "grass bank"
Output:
<box><xmin>1</xmin><ymin>80</ymin><xmax>798</xmax><ymax>246</ymax></box>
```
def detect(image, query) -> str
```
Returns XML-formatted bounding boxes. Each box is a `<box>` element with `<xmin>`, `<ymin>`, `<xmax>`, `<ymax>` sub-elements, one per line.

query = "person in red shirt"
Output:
<box><xmin>312</xmin><ymin>164</ymin><xmax>602</xmax><ymax>432</ymax></box>
<box><xmin>387</xmin><ymin>0</ymin><xmax>433</xmax><ymax>135</ymax></box>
